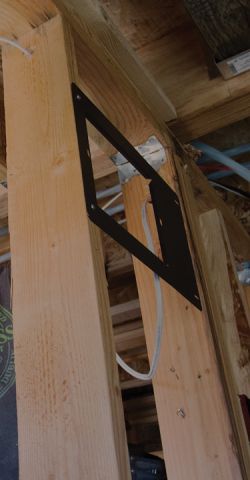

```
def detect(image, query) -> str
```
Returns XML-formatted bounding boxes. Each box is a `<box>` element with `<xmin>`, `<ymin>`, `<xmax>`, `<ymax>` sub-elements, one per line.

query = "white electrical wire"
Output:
<box><xmin>102</xmin><ymin>191</ymin><xmax>123</xmax><ymax>210</ymax></box>
<box><xmin>0</xmin><ymin>36</ymin><xmax>32</xmax><ymax>57</ymax></box>
<box><xmin>116</xmin><ymin>201</ymin><xmax>164</xmax><ymax>381</ymax></box>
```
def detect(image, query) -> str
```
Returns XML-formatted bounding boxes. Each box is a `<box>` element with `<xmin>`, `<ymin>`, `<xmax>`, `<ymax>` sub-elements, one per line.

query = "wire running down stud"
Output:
<box><xmin>0</xmin><ymin>36</ymin><xmax>32</xmax><ymax>57</ymax></box>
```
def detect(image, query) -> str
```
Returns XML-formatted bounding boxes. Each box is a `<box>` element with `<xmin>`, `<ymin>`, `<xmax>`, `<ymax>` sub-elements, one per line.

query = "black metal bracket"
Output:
<box><xmin>71</xmin><ymin>83</ymin><xmax>202</xmax><ymax>310</ymax></box>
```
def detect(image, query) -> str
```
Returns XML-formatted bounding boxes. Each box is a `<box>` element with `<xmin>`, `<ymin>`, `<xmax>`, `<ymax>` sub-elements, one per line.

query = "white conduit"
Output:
<box><xmin>97</xmin><ymin>184</ymin><xmax>121</xmax><ymax>200</ymax></box>
<box><xmin>0</xmin><ymin>36</ymin><xmax>32</xmax><ymax>57</ymax></box>
<box><xmin>116</xmin><ymin>201</ymin><xmax>164</xmax><ymax>381</ymax></box>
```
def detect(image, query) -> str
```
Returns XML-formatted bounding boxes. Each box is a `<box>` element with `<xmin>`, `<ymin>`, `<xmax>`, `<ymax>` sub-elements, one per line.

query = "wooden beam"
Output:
<box><xmin>199</xmin><ymin>209</ymin><xmax>250</xmax><ymax>397</ymax></box>
<box><xmin>183</xmin><ymin>0</ymin><xmax>250</xmax><ymax>61</ymax></box>
<box><xmin>0</xmin><ymin>0</ymin><xmax>175</xmax><ymax>135</ymax></box>
<box><xmin>115</xmin><ymin>327</ymin><xmax>145</xmax><ymax>354</ymax></box>
<box><xmin>175</xmin><ymin>156</ymin><xmax>250</xmax><ymax>478</ymax></box>
<box><xmin>176</xmin><ymin>150</ymin><xmax>250</xmax><ymax>260</ymax></box>
<box><xmin>122</xmin><ymin>168</ymin><xmax>243</xmax><ymax>479</ymax></box>
<box><xmin>111</xmin><ymin>299</ymin><xmax>141</xmax><ymax>326</ymax></box>
<box><xmin>0</xmin><ymin>0</ymin><xmax>57</xmax><ymax>37</ymax></box>
<box><xmin>52</xmin><ymin>0</ymin><xmax>176</xmax><ymax>122</ymax></box>
<box><xmin>168</xmin><ymin>91</ymin><xmax>250</xmax><ymax>142</ymax></box>
<box><xmin>99</xmin><ymin>0</ymin><xmax>250</xmax><ymax>141</ymax></box>
<box><xmin>199</xmin><ymin>209</ymin><xmax>250</xmax><ymax>472</ymax></box>
<box><xmin>0</xmin><ymin>0</ymin><xmax>176</xmax><ymax>177</ymax></box>
<box><xmin>1</xmin><ymin>1</ymin><xmax>248</xmax><ymax>258</ymax></box>
<box><xmin>2</xmin><ymin>15</ymin><xmax>130</xmax><ymax>479</ymax></box>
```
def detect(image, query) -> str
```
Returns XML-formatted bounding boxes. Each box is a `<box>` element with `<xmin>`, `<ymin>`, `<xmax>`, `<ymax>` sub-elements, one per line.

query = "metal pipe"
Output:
<box><xmin>207</xmin><ymin>161</ymin><xmax>250</xmax><ymax>180</ymax></box>
<box><xmin>0</xmin><ymin>252</ymin><xmax>11</xmax><ymax>265</ymax></box>
<box><xmin>97</xmin><ymin>184</ymin><xmax>121</xmax><ymax>200</ymax></box>
<box><xmin>197</xmin><ymin>143</ymin><xmax>250</xmax><ymax>164</ymax></box>
<box><xmin>0</xmin><ymin>226</ymin><xmax>9</xmax><ymax>237</ymax></box>
<box><xmin>106</xmin><ymin>203</ymin><xmax>124</xmax><ymax>216</ymax></box>
<box><xmin>193</xmin><ymin>141</ymin><xmax>250</xmax><ymax>182</ymax></box>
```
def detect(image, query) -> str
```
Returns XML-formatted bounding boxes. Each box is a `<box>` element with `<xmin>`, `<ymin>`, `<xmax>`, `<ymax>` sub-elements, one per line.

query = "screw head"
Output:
<box><xmin>177</xmin><ymin>408</ymin><xmax>186</xmax><ymax>418</ymax></box>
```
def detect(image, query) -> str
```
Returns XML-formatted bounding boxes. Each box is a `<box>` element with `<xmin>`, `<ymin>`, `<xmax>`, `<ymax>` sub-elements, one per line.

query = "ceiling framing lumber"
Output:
<box><xmin>53</xmin><ymin>0</ymin><xmax>176</xmax><ymax>122</ymax></box>
<box><xmin>176</xmin><ymin>149</ymin><xmax>250</xmax><ymax>260</ymax></box>
<box><xmin>169</xmin><ymin>91</ymin><xmax>250</xmax><ymax>142</ymax></box>
<box><xmin>0</xmin><ymin>0</ymin><xmax>176</xmax><ymax>130</ymax></box>
<box><xmin>0</xmin><ymin>1</ymin><xmax>248</xmax><ymax>260</ymax></box>
<box><xmin>0</xmin><ymin>0</ymin><xmax>175</xmax><ymax>178</ymax></box>
<box><xmin>0</xmin><ymin>2</ymin><xmax>249</xmax><ymax>477</ymax></box>
<box><xmin>2</xmin><ymin>14</ymin><xmax>130</xmax><ymax>479</ymax></box>
<box><xmin>100</xmin><ymin>0</ymin><xmax>250</xmax><ymax>141</ymax></box>
<box><xmin>183</xmin><ymin>0</ymin><xmax>250</xmax><ymax>61</ymax></box>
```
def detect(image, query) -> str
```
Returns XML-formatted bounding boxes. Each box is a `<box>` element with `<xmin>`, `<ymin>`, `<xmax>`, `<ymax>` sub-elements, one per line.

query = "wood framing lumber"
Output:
<box><xmin>175</xmin><ymin>158</ymin><xmax>250</xmax><ymax>478</ymax></box>
<box><xmin>98</xmin><ymin>0</ymin><xmax>250</xmax><ymax>141</ymax></box>
<box><xmin>0</xmin><ymin>0</ymin><xmax>175</xmax><ymax>133</ymax></box>
<box><xmin>168</xmin><ymin>91</ymin><xmax>250</xmax><ymax>142</ymax></box>
<box><xmin>199</xmin><ymin>209</ymin><xmax>250</xmax><ymax>398</ymax></box>
<box><xmin>176</xmin><ymin>147</ymin><xmax>250</xmax><ymax>260</ymax></box>
<box><xmin>0</xmin><ymin>0</ymin><xmax>57</xmax><ymax>37</ymax></box>
<box><xmin>0</xmin><ymin>0</ymin><xmax>176</xmax><ymax>177</ymax></box>
<box><xmin>51</xmin><ymin>0</ymin><xmax>176</xmax><ymax>123</ymax></box>
<box><xmin>122</xmin><ymin>169</ymin><xmax>242</xmax><ymax>479</ymax></box>
<box><xmin>183</xmin><ymin>0</ymin><xmax>250</xmax><ymax>61</ymax></box>
<box><xmin>115</xmin><ymin>327</ymin><xmax>145</xmax><ymax>354</ymax></box>
<box><xmin>111</xmin><ymin>299</ymin><xmax>141</xmax><ymax>326</ymax></box>
<box><xmin>2</xmin><ymin>14</ymin><xmax>130</xmax><ymax>480</ymax></box>
<box><xmin>199</xmin><ymin>210</ymin><xmax>250</xmax><ymax>471</ymax></box>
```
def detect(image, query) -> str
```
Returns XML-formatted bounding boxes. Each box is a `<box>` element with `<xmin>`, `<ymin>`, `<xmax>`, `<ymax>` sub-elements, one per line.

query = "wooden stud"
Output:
<box><xmin>199</xmin><ymin>209</ymin><xmax>250</xmax><ymax>397</ymax></box>
<box><xmin>122</xmin><ymin>165</ymin><xmax>243</xmax><ymax>479</ymax></box>
<box><xmin>2</xmin><ymin>15</ymin><xmax>130</xmax><ymax>480</ymax></box>
<box><xmin>178</xmin><ymin>153</ymin><xmax>250</xmax><ymax>260</ymax></box>
<box><xmin>199</xmin><ymin>209</ymin><xmax>250</xmax><ymax>475</ymax></box>
<box><xmin>175</xmin><ymin>157</ymin><xmax>250</xmax><ymax>478</ymax></box>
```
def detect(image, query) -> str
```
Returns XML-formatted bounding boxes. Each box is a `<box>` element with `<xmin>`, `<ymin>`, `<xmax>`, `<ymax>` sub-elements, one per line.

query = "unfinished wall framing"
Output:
<box><xmin>0</xmin><ymin>1</ymin><xmax>249</xmax><ymax>480</ymax></box>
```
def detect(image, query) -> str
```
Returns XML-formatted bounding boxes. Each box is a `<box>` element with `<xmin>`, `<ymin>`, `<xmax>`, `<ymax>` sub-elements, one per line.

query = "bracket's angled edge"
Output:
<box><xmin>71</xmin><ymin>82</ymin><xmax>202</xmax><ymax>310</ymax></box>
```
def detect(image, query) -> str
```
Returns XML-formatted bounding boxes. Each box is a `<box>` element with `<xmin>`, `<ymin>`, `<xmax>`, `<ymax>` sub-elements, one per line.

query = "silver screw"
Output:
<box><xmin>177</xmin><ymin>408</ymin><xmax>186</xmax><ymax>418</ymax></box>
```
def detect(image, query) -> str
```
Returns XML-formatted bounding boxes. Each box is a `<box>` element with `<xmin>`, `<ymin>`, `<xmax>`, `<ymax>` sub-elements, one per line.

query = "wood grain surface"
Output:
<box><xmin>122</xmin><ymin>166</ymin><xmax>242</xmax><ymax>479</ymax></box>
<box><xmin>3</xmin><ymin>15</ymin><xmax>130</xmax><ymax>480</ymax></box>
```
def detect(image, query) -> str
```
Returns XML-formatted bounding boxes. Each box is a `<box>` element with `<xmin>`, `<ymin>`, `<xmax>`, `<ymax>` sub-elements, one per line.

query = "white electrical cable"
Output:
<box><xmin>102</xmin><ymin>191</ymin><xmax>123</xmax><ymax>210</ymax></box>
<box><xmin>116</xmin><ymin>201</ymin><xmax>164</xmax><ymax>381</ymax></box>
<box><xmin>0</xmin><ymin>36</ymin><xmax>32</xmax><ymax>57</ymax></box>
